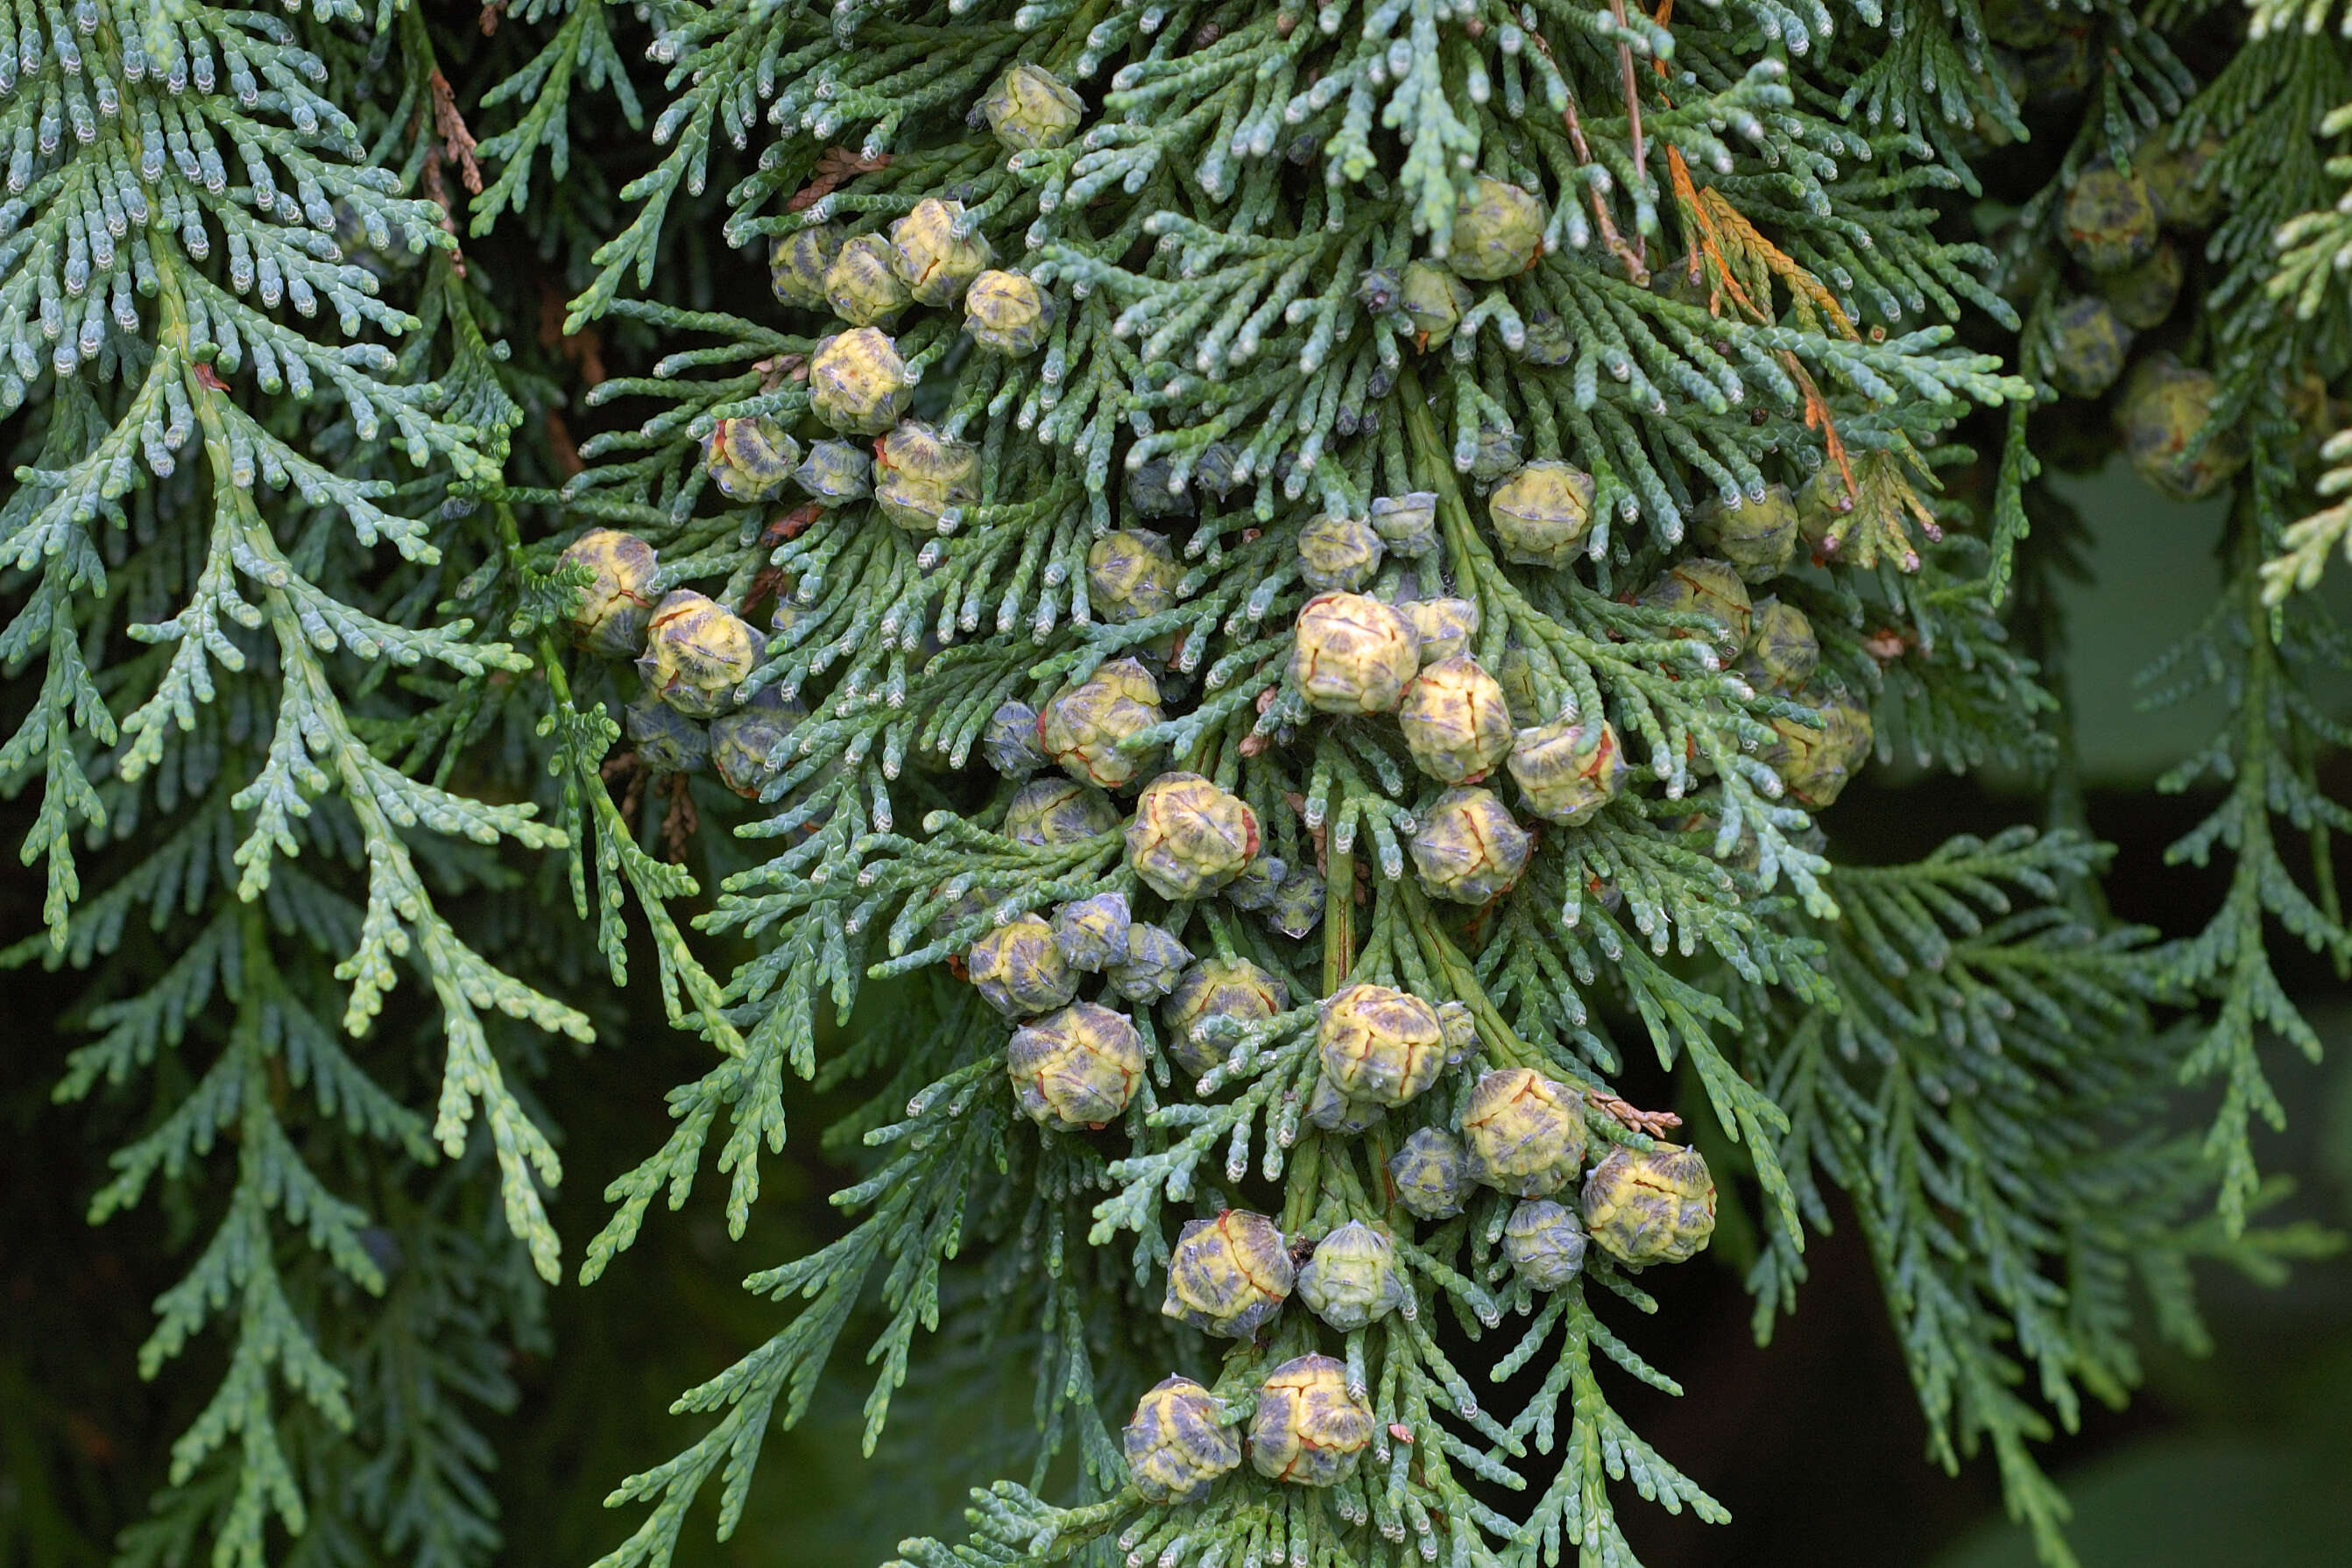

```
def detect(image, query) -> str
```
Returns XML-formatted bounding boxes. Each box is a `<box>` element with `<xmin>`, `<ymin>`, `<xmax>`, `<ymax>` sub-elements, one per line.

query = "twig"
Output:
<box><xmin>1240</xmin><ymin>687</ymin><xmax>1279</xmax><ymax>757</ymax></box>
<box><xmin>753</xmin><ymin>352</ymin><xmax>809</xmax><ymax>389</ymax></box>
<box><xmin>760</xmin><ymin>500</ymin><xmax>824</xmax><ymax>548</ymax></box>
<box><xmin>1608</xmin><ymin>0</ymin><xmax>1649</xmax><ymax>276</ymax></box>
<box><xmin>426</xmin><ymin>70</ymin><xmax>484</xmax><ymax>195</ymax></box>
<box><xmin>1527</xmin><ymin>27</ymin><xmax>1647</xmax><ymax>283</ymax></box>
<box><xmin>1559</xmin><ymin>91</ymin><xmax>1648</xmax><ymax>283</ymax></box>
<box><xmin>788</xmin><ymin>148</ymin><xmax>893</xmax><ymax>214</ymax></box>
<box><xmin>660</xmin><ymin>774</ymin><xmax>699</xmax><ymax>863</ymax></box>
<box><xmin>1587</xmin><ymin>1091</ymin><xmax>1683</xmax><ymax>1139</ymax></box>
<box><xmin>416</xmin><ymin>69</ymin><xmax>482</xmax><ymax>275</ymax></box>
<box><xmin>605</xmin><ymin>751</ymin><xmax>646</xmax><ymax>823</ymax></box>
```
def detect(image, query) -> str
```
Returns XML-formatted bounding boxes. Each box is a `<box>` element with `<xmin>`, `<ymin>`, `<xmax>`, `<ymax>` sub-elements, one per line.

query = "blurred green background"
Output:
<box><xmin>4</xmin><ymin>461</ymin><xmax>2348</xmax><ymax>1566</ymax></box>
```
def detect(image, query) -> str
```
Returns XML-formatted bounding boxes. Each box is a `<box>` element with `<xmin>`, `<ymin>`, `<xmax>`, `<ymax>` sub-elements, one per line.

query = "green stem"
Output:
<box><xmin>1281</xmin><ymin>1138</ymin><xmax>1323</xmax><ymax>1233</ymax></box>
<box><xmin>1042</xmin><ymin>0</ymin><xmax>1114</xmax><ymax>74</ymax></box>
<box><xmin>1395</xmin><ymin>362</ymin><xmax>1487</xmax><ymax>570</ymax></box>
<box><xmin>492</xmin><ymin>505</ymin><xmax>747</xmax><ymax>1049</ymax></box>
<box><xmin>1323</xmin><ymin>833</ymin><xmax>1355</xmax><ymax>994</ymax></box>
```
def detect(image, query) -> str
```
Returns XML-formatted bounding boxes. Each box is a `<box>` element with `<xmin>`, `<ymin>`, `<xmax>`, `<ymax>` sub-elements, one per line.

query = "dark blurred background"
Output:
<box><xmin>5</xmin><ymin>461</ymin><xmax>2348</xmax><ymax>1565</ymax></box>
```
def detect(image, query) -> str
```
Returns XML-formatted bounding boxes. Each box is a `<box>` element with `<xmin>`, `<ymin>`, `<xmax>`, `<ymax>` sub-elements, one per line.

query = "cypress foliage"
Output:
<box><xmin>2</xmin><ymin>4</ymin><xmax>2344</xmax><ymax>1568</ymax></box>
